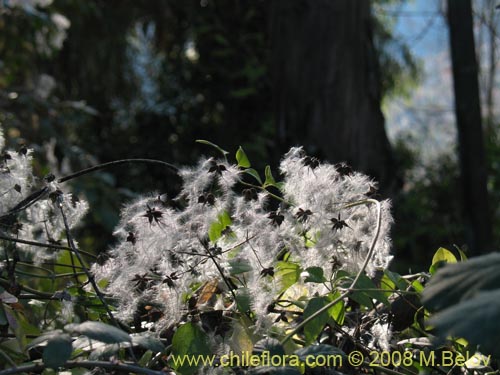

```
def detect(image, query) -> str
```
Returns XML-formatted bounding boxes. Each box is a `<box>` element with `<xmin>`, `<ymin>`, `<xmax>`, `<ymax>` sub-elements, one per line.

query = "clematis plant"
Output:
<box><xmin>93</xmin><ymin>145</ymin><xmax>393</xmax><ymax>351</ymax></box>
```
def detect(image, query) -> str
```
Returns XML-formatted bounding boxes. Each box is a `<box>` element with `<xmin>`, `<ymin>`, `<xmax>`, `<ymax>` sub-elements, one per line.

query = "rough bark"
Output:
<box><xmin>270</xmin><ymin>0</ymin><xmax>397</xmax><ymax>195</ymax></box>
<box><xmin>447</xmin><ymin>0</ymin><xmax>492</xmax><ymax>254</ymax></box>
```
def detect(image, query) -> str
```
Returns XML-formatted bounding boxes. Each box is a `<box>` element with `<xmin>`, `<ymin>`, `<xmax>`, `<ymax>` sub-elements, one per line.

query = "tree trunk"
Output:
<box><xmin>447</xmin><ymin>0</ymin><xmax>492</xmax><ymax>254</ymax></box>
<box><xmin>270</xmin><ymin>0</ymin><xmax>397</xmax><ymax>195</ymax></box>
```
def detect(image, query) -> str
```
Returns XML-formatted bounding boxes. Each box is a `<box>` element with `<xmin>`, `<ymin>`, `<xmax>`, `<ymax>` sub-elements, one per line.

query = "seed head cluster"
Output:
<box><xmin>93</xmin><ymin>147</ymin><xmax>393</xmax><ymax>331</ymax></box>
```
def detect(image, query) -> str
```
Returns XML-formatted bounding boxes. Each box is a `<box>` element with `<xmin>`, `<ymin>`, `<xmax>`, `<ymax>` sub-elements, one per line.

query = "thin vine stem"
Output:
<box><xmin>0</xmin><ymin>277</ymin><xmax>54</xmax><ymax>298</ymax></box>
<box><xmin>56</xmin><ymin>195</ymin><xmax>118</xmax><ymax>327</ymax></box>
<box><xmin>0</xmin><ymin>158</ymin><xmax>179</xmax><ymax>221</ymax></box>
<box><xmin>57</xmin><ymin>158</ymin><xmax>178</xmax><ymax>183</ymax></box>
<box><xmin>0</xmin><ymin>234</ymin><xmax>97</xmax><ymax>259</ymax></box>
<box><xmin>280</xmin><ymin>198</ymin><xmax>382</xmax><ymax>345</ymax></box>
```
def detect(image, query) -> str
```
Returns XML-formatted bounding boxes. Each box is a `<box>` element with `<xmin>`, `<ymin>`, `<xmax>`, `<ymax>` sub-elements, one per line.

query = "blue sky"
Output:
<box><xmin>378</xmin><ymin>0</ymin><xmax>457</xmax><ymax>164</ymax></box>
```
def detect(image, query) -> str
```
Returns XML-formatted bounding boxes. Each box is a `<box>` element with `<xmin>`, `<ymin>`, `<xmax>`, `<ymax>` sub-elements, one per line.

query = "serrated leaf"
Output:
<box><xmin>236</xmin><ymin>146</ymin><xmax>251</xmax><ymax>168</ymax></box>
<box><xmin>294</xmin><ymin>344</ymin><xmax>345</xmax><ymax>363</ymax></box>
<box><xmin>253</xmin><ymin>338</ymin><xmax>285</xmax><ymax>357</ymax></box>
<box><xmin>171</xmin><ymin>322</ymin><xmax>211</xmax><ymax>375</ymax></box>
<box><xmin>422</xmin><ymin>252</ymin><xmax>500</xmax><ymax>311</ymax></box>
<box><xmin>244</xmin><ymin>168</ymin><xmax>262</xmax><ymax>184</ymax></box>
<box><xmin>264</xmin><ymin>165</ymin><xmax>276</xmax><ymax>187</ymax></box>
<box><xmin>43</xmin><ymin>334</ymin><xmax>72</xmax><ymax>369</ymax></box>
<box><xmin>195</xmin><ymin>140</ymin><xmax>229</xmax><ymax>157</ymax></box>
<box><xmin>65</xmin><ymin>321</ymin><xmax>130</xmax><ymax>344</ymax></box>
<box><xmin>428</xmin><ymin>289</ymin><xmax>500</xmax><ymax>357</ymax></box>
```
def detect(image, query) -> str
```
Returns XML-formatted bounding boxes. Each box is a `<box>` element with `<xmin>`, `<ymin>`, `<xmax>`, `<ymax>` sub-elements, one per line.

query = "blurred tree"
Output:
<box><xmin>270</xmin><ymin>0</ymin><xmax>398</xmax><ymax>195</ymax></box>
<box><xmin>447</xmin><ymin>0</ymin><xmax>492</xmax><ymax>254</ymax></box>
<box><xmin>3</xmin><ymin>0</ymin><xmax>419</xmax><ymax>254</ymax></box>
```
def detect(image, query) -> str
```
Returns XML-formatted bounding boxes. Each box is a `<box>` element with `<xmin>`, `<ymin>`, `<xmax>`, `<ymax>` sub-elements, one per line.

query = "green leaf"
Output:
<box><xmin>208</xmin><ymin>211</ymin><xmax>232</xmax><ymax>243</ymax></box>
<box><xmin>302</xmin><ymin>297</ymin><xmax>331</xmax><ymax>345</ymax></box>
<box><xmin>253</xmin><ymin>338</ymin><xmax>285</xmax><ymax>357</ymax></box>
<box><xmin>170</xmin><ymin>322</ymin><xmax>211</xmax><ymax>375</ymax></box>
<box><xmin>43</xmin><ymin>334</ymin><xmax>72</xmax><ymax>369</ymax></box>
<box><xmin>236</xmin><ymin>146</ymin><xmax>251</xmax><ymax>168</ymax></box>
<box><xmin>384</xmin><ymin>269</ymin><xmax>409</xmax><ymax>290</ymax></box>
<box><xmin>244</xmin><ymin>168</ymin><xmax>262</xmax><ymax>184</ymax></box>
<box><xmin>228</xmin><ymin>258</ymin><xmax>253</xmax><ymax>275</ymax></box>
<box><xmin>264</xmin><ymin>165</ymin><xmax>276</xmax><ymax>187</ymax></box>
<box><xmin>430</xmin><ymin>247</ymin><xmax>457</xmax><ymax>274</ymax></box>
<box><xmin>27</xmin><ymin>330</ymin><xmax>65</xmax><ymax>349</ymax></box>
<box><xmin>303</xmin><ymin>267</ymin><xmax>326</xmax><ymax>283</ymax></box>
<box><xmin>138</xmin><ymin>350</ymin><xmax>153</xmax><ymax>367</ymax></box>
<box><xmin>456</xmin><ymin>247</ymin><xmax>468</xmax><ymax>261</ymax></box>
<box><xmin>423</xmin><ymin>252</ymin><xmax>500</xmax><ymax>311</ymax></box>
<box><xmin>353</xmin><ymin>273</ymin><xmax>389</xmax><ymax>306</ymax></box>
<box><xmin>195</xmin><ymin>140</ymin><xmax>229</xmax><ymax>157</ymax></box>
<box><xmin>234</xmin><ymin>288</ymin><xmax>251</xmax><ymax>312</ymax></box>
<box><xmin>337</xmin><ymin>271</ymin><xmax>389</xmax><ymax>306</ymax></box>
<box><xmin>131</xmin><ymin>332</ymin><xmax>165</xmax><ymax>352</ymax></box>
<box><xmin>276</xmin><ymin>261</ymin><xmax>301</xmax><ymax>292</ymax></box>
<box><xmin>65</xmin><ymin>321</ymin><xmax>130</xmax><ymax>344</ymax></box>
<box><xmin>428</xmin><ymin>289</ymin><xmax>500</xmax><ymax>358</ymax></box>
<box><xmin>326</xmin><ymin>292</ymin><xmax>345</xmax><ymax>325</ymax></box>
<box><xmin>294</xmin><ymin>344</ymin><xmax>345</xmax><ymax>365</ymax></box>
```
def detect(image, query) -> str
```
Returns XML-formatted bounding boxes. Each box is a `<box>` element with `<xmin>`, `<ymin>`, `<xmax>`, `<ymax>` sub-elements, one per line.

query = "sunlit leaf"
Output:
<box><xmin>429</xmin><ymin>247</ymin><xmax>457</xmax><ymax>274</ymax></box>
<box><xmin>208</xmin><ymin>211</ymin><xmax>232</xmax><ymax>243</ymax></box>
<box><xmin>170</xmin><ymin>322</ymin><xmax>211</xmax><ymax>375</ymax></box>
<box><xmin>236</xmin><ymin>146</ymin><xmax>251</xmax><ymax>168</ymax></box>
<box><xmin>264</xmin><ymin>165</ymin><xmax>276</xmax><ymax>187</ymax></box>
<box><xmin>276</xmin><ymin>261</ymin><xmax>301</xmax><ymax>292</ymax></box>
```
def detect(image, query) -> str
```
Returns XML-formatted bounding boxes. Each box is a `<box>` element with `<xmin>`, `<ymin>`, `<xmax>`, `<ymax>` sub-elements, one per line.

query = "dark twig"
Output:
<box><xmin>0</xmin><ymin>360</ymin><xmax>169</xmax><ymax>375</ymax></box>
<box><xmin>0</xmin><ymin>159</ymin><xmax>178</xmax><ymax>221</ymax></box>
<box><xmin>0</xmin><ymin>234</ymin><xmax>97</xmax><ymax>259</ymax></box>
<box><xmin>58</xmin><ymin>158</ymin><xmax>178</xmax><ymax>183</ymax></box>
